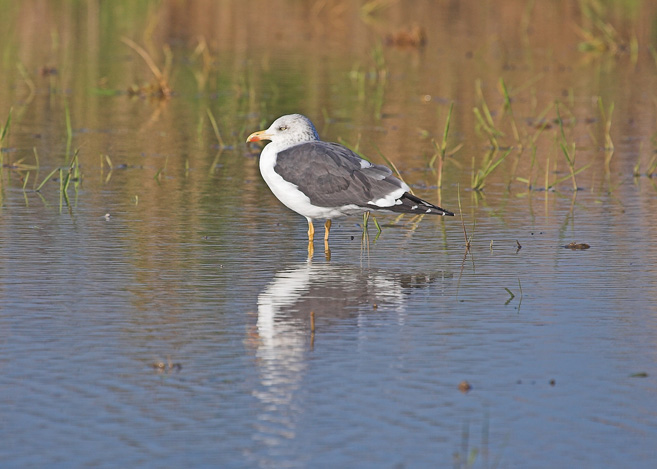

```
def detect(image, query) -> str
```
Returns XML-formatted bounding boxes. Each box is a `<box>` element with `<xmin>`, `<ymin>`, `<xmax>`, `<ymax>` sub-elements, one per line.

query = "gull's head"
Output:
<box><xmin>246</xmin><ymin>114</ymin><xmax>320</xmax><ymax>150</ymax></box>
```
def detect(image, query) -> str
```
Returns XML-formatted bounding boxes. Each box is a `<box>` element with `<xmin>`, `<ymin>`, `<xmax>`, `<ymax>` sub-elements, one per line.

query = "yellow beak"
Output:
<box><xmin>246</xmin><ymin>130</ymin><xmax>271</xmax><ymax>143</ymax></box>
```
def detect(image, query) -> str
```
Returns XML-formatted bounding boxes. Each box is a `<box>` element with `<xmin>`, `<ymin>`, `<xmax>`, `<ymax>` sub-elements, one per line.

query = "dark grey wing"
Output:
<box><xmin>274</xmin><ymin>142</ymin><xmax>405</xmax><ymax>208</ymax></box>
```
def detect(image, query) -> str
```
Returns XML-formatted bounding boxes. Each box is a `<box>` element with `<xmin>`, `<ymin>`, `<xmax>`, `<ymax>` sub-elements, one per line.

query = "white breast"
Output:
<box><xmin>259</xmin><ymin>144</ymin><xmax>359</xmax><ymax>220</ymax></box>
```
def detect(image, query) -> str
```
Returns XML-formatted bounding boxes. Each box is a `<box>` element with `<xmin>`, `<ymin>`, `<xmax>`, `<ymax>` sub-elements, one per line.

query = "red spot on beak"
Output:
<box><xmin>246</xmin><ymin>130</ymin><xmax>267</xmax><ymax>143</ymax></box>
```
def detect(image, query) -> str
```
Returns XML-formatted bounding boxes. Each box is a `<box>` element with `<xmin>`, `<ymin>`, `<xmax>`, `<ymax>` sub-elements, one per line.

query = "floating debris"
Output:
<box><xmin>385</xmin><ymin>25</ymin><xmax>426</xmax><ymax>48</ymax></box>
<box><xmin>458</xmin><ymin>380</ymin><xmax>472</xmax><ymax>393</ymax></box>
<box><xmin>152</xmin><ymin>360</ymin><xmax>182</xmax><ymax>373</ymax></box>
<box><xmin>564</xmin><ymin>242</ymin><xmax>590</xmax><ymax>250</ymax></box>
<box><xmin>504</xmin><ymin>287</ymin><xmax>516</xmax><ymax>305</ymax></box>
<box><xmin>40</xmin><ymin>66</ymin><xmax>58</xmax><ymax>77</ymax></box>
<box><xmin>127</xmin><ymin>82</ymin><xmax>172</xmax><ymax>100</ymax></box>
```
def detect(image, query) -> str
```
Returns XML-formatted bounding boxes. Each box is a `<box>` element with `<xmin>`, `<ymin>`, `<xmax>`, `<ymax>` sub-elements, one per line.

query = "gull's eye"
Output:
<box><xmin>278</xmin><ymin>125</ymin><xmax>287</xmax><ymax>131</ymax></box>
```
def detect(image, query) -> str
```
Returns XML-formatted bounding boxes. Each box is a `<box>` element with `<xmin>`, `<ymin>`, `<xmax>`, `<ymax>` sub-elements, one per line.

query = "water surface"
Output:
<box><xmin>1</xmin><ymin>1</ymin><xmax>657</xmax><ymax>467</ymax></box>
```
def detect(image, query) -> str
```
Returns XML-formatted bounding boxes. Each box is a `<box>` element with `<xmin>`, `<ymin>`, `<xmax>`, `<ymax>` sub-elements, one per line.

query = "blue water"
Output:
<box><xmin>1</xmin><ymin>174</ymin><xmax>656</xmax><ymax>467</ymax></box>
<box><xmin>2</xmin><ymin>1</ymin><xmax>657</xmax><ymax>465</ymax></box>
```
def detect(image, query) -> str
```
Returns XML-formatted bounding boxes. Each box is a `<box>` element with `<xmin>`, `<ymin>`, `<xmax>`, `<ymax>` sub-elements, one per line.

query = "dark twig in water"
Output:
<box><xmin>457</xmin><ymin>184</ymin><xmax>473</xmax><ymax>251</ymax></box>
<box><xmin>564</xmin><ymin>242</ymin><xmax>590</xmax><ymax>250</ymax></box>
<box><xmin>504</xmin><ymin>278</ymin><xmax>523</xmax><ymax>312</ymax></box>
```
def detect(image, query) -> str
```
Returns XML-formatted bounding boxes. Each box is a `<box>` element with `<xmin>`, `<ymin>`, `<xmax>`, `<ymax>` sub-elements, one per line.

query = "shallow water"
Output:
<box><xmin>2</xmin><ymin>1</ymin><xmax>657</xmax><ymax>467</ymax></box>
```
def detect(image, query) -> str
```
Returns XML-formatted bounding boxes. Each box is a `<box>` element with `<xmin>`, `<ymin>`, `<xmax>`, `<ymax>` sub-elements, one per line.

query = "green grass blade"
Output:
<box><xmin>36</xmin><ymin>167</ymin><xmax>60</xmax><ymax>192</ymax></box>
<box><xmin>65</xmin><ymin>103</ymin><xmax>73</xmax><ymax>161</ymax></box>
<box><xmin>0</xmin><ymin>107</ymin><xmax>12</xmax><ymax>145</ymax></box>
<box><xmin>500</xmin><ymin>78</ymin><xmax>511</xmax><ymax>111</ymax></box>
<box><xmin>560</xmin><ymin>142</ymin><xmax>574</xmax><ymax>166</ymax></box>
<box><xmin>441</xmin><ymin>102</ymin><xmax>454</xmax><ymax>151</ymax></box>
<box><xmin>65</xmin><ymin>103</ymin><xmax>72</xmax><ymax>140</ymax></box>
<box><xmin>549</xmin><ymin>162</ymin><xmax>592</xmax><ymax>189</ymax></box>
<box><xmin>206</xmin><ymin>108</ymin><xmax>225</xmax><ymax>148</ymax></box>
<box><xmin>555</xmin><ymin>102</ymin><xmax>568</xmax><ymax>144</ymax></box>
<box><xmin>472</xmin><ymin>149</ymin><xmax>511</xmax><ymax>191</ymax></box>
<box><xmin>428</xmin><ymin>139</ymin><xmax>440</xmax><ymax>167</ymax></box>
<box><xmin>372</xmin><ymin>143</ymin><xmax>411</xmax><ymax>193</ymax></box>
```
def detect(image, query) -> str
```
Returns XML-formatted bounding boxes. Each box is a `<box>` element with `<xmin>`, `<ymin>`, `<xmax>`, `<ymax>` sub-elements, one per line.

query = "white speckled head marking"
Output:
<box><xmin>247</xmin><ymin>114</ymin><xmax>320</xmax><ymax>153</ymax></box>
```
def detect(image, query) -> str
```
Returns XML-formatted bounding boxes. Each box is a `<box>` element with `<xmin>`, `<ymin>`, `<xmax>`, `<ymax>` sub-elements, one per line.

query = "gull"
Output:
<box><xmin>247</xmin><ymin>114</ymin><xmax>453</xmax><ymax>251</ymax></box>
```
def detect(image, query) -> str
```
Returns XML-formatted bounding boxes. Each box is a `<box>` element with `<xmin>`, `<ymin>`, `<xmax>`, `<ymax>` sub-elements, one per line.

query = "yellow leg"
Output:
<box><xmin>322</xmin><ymin>220</ymin><xmax>332</xmax><ymax>261</ymax></box>
<box><xmin>307</xmin><ymin>219</ymin><xmax>315</xmax><ymax>241</ymax></box>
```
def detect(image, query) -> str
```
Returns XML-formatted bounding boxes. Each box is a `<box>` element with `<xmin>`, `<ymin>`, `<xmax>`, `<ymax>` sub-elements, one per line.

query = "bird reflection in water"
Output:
<box><xmin>249</xmin><ymin>260</ymin><xmax>450</xmax><ymax>450</ymax></box>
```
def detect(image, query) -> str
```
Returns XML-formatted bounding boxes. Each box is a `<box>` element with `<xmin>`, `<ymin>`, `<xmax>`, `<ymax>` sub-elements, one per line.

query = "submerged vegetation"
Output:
<box><xmin>122</xmin><ymin>37</ymin><xmax>173</xmax><ymax>99</ymax></box>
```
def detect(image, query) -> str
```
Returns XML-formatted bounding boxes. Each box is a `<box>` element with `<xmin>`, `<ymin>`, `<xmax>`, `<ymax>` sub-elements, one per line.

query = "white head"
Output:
<box><xmin>246</xmin><ymin>114</ymin><xmax>320</xmax><ymax>151</ymax></box>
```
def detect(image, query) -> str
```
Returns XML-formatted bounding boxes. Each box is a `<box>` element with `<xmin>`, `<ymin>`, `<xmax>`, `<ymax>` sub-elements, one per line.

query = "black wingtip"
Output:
<box><xmin>401</xmin><ymin>192</ymin><xmax>454</xmax><ymax>216</ymax></box>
